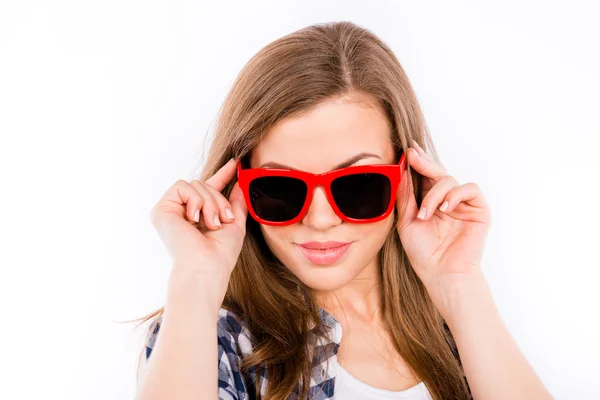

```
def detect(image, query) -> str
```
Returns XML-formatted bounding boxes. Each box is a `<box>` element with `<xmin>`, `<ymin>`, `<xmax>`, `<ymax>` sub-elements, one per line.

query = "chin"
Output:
<box><xmin>292</xmin><ymin>264</ymin><xmax>355</xmax><ymax>292</ymax></box>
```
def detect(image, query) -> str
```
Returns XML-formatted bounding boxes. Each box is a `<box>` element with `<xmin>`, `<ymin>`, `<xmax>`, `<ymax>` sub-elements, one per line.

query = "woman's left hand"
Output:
<box><xmin>396</xmin><ymin>139</ymin><xmax>492</xmax><ymax>295</ymax></box>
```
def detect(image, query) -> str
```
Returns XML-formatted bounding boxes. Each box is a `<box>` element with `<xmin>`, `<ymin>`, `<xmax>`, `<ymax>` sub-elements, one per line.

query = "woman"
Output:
<box><xmin>133</xmin><ymin>21</ymin><xmax>552</xmax><ymax>400</ymax></box>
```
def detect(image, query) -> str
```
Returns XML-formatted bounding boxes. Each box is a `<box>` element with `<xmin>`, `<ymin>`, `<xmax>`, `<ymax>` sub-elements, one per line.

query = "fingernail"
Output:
<box><xmin>194</xmin><ymin>210</ymin><xmax>200</xmax><ymax>222</ymax></box>
<box><xmin>225</xmin><ymin>208</ymin><xmax>235</xmax><ymax>219</ymax></box>
<box><xmin>417</xmin><ymin>206</ymin><xmax>427</xmax><ymax>219</ymax></box>
<box><xmin>213</xmin><ymin>214</ymin><xmax>221</xmax><ymax>227</ymax></box>
<box><xmin>410</xmin><ymin>148</ymin><xmax>419</xmax><ymax>158</ymax></box>
<box><xmin>439</xmin><ymin>201</ymin><xmax>449</xmax><ymax>212</ymax></box>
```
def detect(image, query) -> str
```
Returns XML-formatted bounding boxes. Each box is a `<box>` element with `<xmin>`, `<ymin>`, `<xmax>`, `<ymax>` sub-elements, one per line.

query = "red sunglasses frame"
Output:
<box><xmin>236</xmin><ymin>152</ymin><xmax>406</xmax><ymax>226</ymax></box>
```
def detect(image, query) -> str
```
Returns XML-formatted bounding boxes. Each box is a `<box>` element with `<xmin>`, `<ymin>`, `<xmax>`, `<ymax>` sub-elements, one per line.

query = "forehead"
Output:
<box><xmin>250</xmin><ymin>94</ymin><xmax>394</xmax><ymax>173</ymax></box>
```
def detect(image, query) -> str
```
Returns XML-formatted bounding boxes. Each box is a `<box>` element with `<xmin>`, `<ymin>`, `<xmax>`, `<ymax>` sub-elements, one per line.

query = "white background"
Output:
<box><xmin>1</xmin><ymin>1</ymin><xmax>598</xmax><ymax>399</ymax></box>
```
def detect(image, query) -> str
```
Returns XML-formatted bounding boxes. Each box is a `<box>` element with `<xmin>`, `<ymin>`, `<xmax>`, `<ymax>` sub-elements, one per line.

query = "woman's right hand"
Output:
<box><xmin>149</xmin><ymin>158</ymin><xmax>248</xmax><ymax>280</ymax></box>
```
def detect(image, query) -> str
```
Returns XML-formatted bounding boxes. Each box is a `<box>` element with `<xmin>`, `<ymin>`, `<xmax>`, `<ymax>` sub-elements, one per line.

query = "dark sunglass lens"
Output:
<box><xmin>331</xmin><ymin>173</ymin><xmax>391</xmax><ymax>219</ymax></box>
<box><xmin>249</xmin><ymin>176</ymin><xmax>307</xmax><ymax>222</ymax></box>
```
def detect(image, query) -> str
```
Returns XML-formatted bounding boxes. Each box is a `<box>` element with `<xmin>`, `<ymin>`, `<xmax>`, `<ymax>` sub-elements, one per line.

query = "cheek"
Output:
<box><xmin>356</xmin><ymin>216</ymin><xmax>394</xmax><ymax>254</ymax></box>
<box><xmin>259</xmin><ymin>225</ymin><xmax>295</xmax><ymax>256</ymax></box>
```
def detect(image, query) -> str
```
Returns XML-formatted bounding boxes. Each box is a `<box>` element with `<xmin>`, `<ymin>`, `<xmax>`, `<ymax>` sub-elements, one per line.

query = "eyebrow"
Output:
<box><xmin>259</xmin><ymin>152</ymin><xmax>383</xmax><ymax>171</ymax></box>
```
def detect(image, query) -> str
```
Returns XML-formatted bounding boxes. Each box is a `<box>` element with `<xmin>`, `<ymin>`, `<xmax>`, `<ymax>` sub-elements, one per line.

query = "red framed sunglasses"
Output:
<box><xmin>237</xmin><ymin>152</ymin><xmax>406</xmax><ymax>226</ymax></box>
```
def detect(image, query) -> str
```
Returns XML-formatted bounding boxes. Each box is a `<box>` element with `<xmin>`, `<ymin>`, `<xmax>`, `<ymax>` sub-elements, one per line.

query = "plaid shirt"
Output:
<box><xmin>145</xmin><ymin>307</ymin><xmax>472</xmax><ymax>399</ymax></box>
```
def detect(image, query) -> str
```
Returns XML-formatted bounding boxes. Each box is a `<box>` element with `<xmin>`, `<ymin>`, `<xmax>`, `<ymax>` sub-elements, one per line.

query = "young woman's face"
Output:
<box><xmin>249</xmin><ymin>93</ymin><xmax>397</xmax><ymax>292</ymax></box>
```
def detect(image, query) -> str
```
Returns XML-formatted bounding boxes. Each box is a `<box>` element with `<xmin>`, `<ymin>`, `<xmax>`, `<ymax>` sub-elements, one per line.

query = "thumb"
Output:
<box><xmin>396</xmin><ymin>164</ymin><xmax>419</xmax><ymax>231</ymax></box>
<box><xmin>228</xmin><ymin>181</ymin><xmax>248</xmax><ymax>228</ymax></box>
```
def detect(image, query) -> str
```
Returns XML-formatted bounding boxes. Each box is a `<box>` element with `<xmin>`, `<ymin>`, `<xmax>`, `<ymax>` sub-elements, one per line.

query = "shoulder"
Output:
<box><xmin>216</xmin><ymin>308</ymin><xmax>259</xmax><ymax>399</ymax></box>
<box><xmin>442</xmin><ymin>319</ymin><xmax>473</xmax><ymax>400</ymax></box>
<box><xmin>215</xmin><ymin>308</ymin><xmax>257</xmax><ymax>371</ymax></box>
<box><xmin>144</xmin><ymin>308</ymin><xmax>256</xmax><ymax>357</ymax></box>
<box><xmin>144</xmin><ymin>308</ymin><xmax>259</xmax><ymax>400</ymax></box>
<box><xmin>442</xmin><ymin>319</ymin><xmax>460</xmax><ymax>361</ymax></box>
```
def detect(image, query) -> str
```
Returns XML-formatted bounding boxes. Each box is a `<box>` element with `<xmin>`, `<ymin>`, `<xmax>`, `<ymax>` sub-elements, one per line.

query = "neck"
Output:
<box><xmin>313</xmin><ymin>257</ymin><xmax>383</xmax><ymax>324</ymax></box>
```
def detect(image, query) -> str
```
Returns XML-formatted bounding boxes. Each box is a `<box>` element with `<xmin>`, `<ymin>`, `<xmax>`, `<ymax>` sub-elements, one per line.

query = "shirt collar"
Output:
<box><xmin>318</xmin><ymin>307</ymin><xmax>338</xmax><ymax>328</ymax></box>
<box><xmin>318</xmin><ymin>307</ymin><xmax>343</xmax><ymax>344</ymax></box>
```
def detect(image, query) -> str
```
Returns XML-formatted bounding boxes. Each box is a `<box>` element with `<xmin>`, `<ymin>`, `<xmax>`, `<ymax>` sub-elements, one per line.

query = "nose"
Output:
<box><xmin>301</xmin><ymin>185</ymin><xmax>342</xmax><ymax>230</ymax></box>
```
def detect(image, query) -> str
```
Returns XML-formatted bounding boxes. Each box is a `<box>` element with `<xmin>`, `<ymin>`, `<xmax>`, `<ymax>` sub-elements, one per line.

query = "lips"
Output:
<box><xmin>296</xmin><ymin>242</ymin><xmax>352</xmax><ymax>265</ymax></box>
<box><xmin>297</xmin><ymin>241</ymin><xmax>351</xmax><ymax>249</ymax></box>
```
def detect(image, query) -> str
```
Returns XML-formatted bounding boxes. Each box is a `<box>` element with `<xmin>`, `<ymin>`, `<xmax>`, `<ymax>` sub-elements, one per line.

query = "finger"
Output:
<box><xmin>205</xmin><ymin>158</ymin><xmax>238</xmax><ymax>192</ymax></box>
<box><xmin>407</xmin><ymin>146</ymin><xmax>447</xmax><ymax>181</ymax></box>
<box><xmin>165</xmin><ymin>179</ymin><xmax>199</xmax><ymax>222</ymax></box>
<box><xmin>187</xmin><ymin>180</ymin><xmax>223</xmax><ymax>230</ymax></box>
<box><xmin>411</xmin><ymin>139</ymin><xmax>428</xmax><ymax>158</ymax></box>
<box><xmin>412</xmin><ymin>139</ymin><xmax>436</xmax><ymax>165</ymax></box>
<box><xmin>191</xmin><ymin>180</ymin><xmax>236</xmax><ymax>224</ymax></box>
<box><xmin>415</xmin><ymin>175</ymin><xmax>460</xmax><ymax>220</ymax></box>
<box><xmin>438</xmin><ymin>182</ymin><xmax>490</xmax><ymax>214</ymax></box>
<box><xmin>228</xmin><ymin>181</ymin><xmax>248</xmax><ymax>231</ymax></box>
<box><xmin>152</xmin><ymin>180</ymin><xmax>205</xmax><ymax>228</ymax></box>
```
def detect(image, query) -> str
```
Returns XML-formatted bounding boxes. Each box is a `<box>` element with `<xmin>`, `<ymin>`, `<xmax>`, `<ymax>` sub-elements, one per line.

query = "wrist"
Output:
<box><xmin>167</xmin><ymin>268</ymin><xmax>230</xmax><ymax>315</ymax></box>
<box><xmin>424</xmin><ymin>269</ymin><xmax>492</xmax><ymax>327</ymax></box>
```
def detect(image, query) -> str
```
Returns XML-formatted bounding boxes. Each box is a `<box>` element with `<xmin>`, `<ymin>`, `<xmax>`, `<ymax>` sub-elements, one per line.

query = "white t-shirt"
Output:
<box><xmin>335</xmin><ymin>364</ymin><xmax>433</xmax><ymax>399</ymax></box>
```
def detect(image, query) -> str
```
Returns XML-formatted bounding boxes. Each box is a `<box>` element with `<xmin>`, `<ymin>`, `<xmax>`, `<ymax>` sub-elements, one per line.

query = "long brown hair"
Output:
<box><xmin>127</xmin><ymin>21</ymin><xmax>471</xmax><ymax>399</ymax></box>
